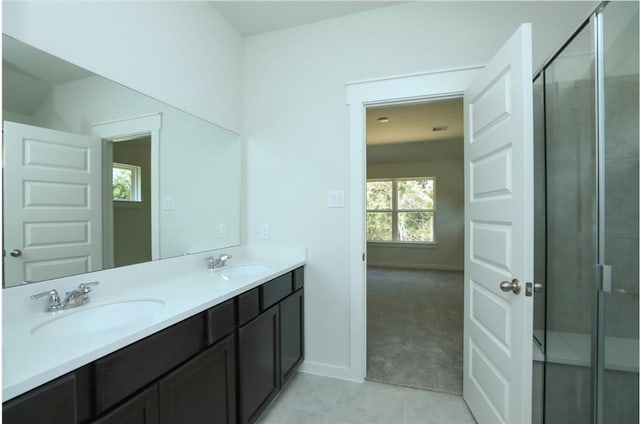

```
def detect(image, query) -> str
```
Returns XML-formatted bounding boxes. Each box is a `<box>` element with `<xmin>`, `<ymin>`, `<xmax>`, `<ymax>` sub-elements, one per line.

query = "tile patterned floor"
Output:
<box><xmin>257</xmin><ymin>372</ymin><xmax>477</xmax><ymax>424</ymax></box>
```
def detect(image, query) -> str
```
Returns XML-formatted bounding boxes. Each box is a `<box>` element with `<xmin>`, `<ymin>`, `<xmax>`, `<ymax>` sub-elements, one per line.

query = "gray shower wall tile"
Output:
<box><xmin>545</xmin><ymin>80</ymin><xmax>596</xmax><ymax>163</ymax></box>
<box><xmin>544</xmin><ymin>363</ymin><xmax>593</xmax><ymax>424</ymax></box>
<box><xmin>546</xmin><ymin>159</ymin><xmax>596</xmax><ymax>236</ymax></box>
<box><xmin>603</xmin><ymin>368</ymin><xmax>640</xmax><ymax>424</ymax></box>
<box><xmin>604</xmin><ymin>158</ymin><xmax>639</xmax><ymax>236</ymax></box>
<box><xmin>605</xmin><ymin>75</ymin><xmax>640</xmax><ymax>161</ymax></box>
<box><xmin>546</xmin><ymin>230</ymin><xmax>597</xmax><ymax>334</ymax></box>
<box><xmin>605</xmin><ymin>292</ymin><xmax>639</xmax><ymax>339</ymax></box>
<box><xmin>605</xmin><ymin>233</ymin><xmax>639</xmax><ymax>294</ymax></box>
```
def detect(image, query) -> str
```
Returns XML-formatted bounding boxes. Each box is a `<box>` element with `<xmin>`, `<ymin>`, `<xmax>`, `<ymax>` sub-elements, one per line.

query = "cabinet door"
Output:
<box><xmin>93</xmin><ymin>385</ymin><xmax>159</xmax><ymax>424</ymax></box>
<box><xmin>238</xmin><ymin>305</ymin><xmax>280</xmax><ymax>424</ymax></box>
<box><xmin>94</xmin><ymin>313</ymin><xmax>206</xmax><ymax>414</ymax></box>
<box><xmin>158</xmin><ymin>334</ymin><xmax>236</xmax><ymax>424</ymax></box>
<box><xmin>280</xmin><ymin>289</ymin><xmax>304</xmax><ymax>385</ymax></box>
<box><xmin>2</xmin><ymin>373</ymin><xmax>77</xmax><ymax>424</ymax></box>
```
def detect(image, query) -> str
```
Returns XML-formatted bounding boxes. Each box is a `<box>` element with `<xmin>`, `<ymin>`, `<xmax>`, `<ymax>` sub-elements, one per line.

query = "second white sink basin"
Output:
<box><xmin>31</xmin><ymin>299</ymin><xmax>165</xmax><ymax>337</ymax></box>
<box><xmin>217</xmin><ymin>264</ymin><xmax>271</xmax><ymax>279</ymax></box>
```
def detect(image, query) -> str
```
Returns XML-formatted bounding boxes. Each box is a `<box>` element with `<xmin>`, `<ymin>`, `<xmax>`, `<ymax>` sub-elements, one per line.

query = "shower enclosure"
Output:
<box><xmin>532</xmin><ymin>2</ymin><xmax>639</xmax><ymax>423</ymax></box>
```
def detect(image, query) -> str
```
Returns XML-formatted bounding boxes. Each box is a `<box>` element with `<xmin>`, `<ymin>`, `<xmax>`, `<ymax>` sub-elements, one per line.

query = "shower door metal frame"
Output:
<box><xmin>593</xmin><ymin>5</ymin><xmax>607</xmax><ymax>424</ymax></box>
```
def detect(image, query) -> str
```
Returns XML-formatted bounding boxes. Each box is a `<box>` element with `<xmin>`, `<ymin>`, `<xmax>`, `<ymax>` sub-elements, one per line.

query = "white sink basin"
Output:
<box><xmin>217</xmin><ymin>264</ymin><xmax>271</xmax><ymax>279</ymax></box>
<box><xmin>31</xmin><ymin>299</ymin><xmax>165</xmax><ymax>336</ymax></box>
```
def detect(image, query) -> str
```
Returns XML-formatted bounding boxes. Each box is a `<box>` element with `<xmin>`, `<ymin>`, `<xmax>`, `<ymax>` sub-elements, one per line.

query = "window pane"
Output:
<box><xmin>398</xmin><ymin>179</ymin><xmax>434</xmax><ymax>210</ymax></box>
<box><xmin>113</xmin><ymin>168</ymin><xmax>133</xmax><ymax>200</ymax></box>
<box><xmin>367</xmin><ymin>181</ymin><xmax>392</xmax><ymax>210</ymax></box>
<box><xmin>398</xmin><ymin>212</ymin><xmax>433</xmax><ymax>242</ymax></box>
<box><xmin>367</xmin><ymin>212</ymin><xmax>392</xmax><ymax>241</ymax></box>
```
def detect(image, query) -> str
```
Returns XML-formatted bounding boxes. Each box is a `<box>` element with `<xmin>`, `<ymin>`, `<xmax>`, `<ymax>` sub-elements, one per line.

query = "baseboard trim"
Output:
<box><xmin>367</xmin><ymin>262</ymin><xmax>463</xmax><ymax>271</ymax></box>
<box><xmin>298</xmin><ymin>360</ymin><xmax>364</xmax><ymax>383</ymax></box>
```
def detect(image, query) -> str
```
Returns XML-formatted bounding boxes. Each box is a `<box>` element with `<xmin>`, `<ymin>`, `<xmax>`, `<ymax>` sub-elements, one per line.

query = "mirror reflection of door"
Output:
<box><xmin>110</xmin><ymin>136</ymin><xmax>152</xmax><ymax>267</ymax></box>
<box><xmin>3</xmin><ymin>121</ymin><xmax>102</xmax><ymax>284</ymax></box>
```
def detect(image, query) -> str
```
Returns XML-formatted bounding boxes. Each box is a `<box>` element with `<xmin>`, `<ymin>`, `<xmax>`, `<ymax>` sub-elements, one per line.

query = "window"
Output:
<box><xmin>112</xmin><ymin>162</ymin><xmax>142</xmax><ymax>202</ymax></box>
<box><xmin>366</xmin><ymin>178</ymin><xmax>435</xmax><ymax>243</ymax></box>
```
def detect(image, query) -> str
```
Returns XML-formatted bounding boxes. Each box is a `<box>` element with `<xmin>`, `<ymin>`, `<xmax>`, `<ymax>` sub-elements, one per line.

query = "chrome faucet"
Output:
<box><xmin>62</xmin><ymin>282</ymin><xmax>99</xmax><ymax>309</ymax></box>
<box><xmin>31</xmin><ymin>282</ymin><xmax>99</xmax><ymax>312</ymax></box>
<box><xmin>205</xmin><ymin>254</ymin><xmax>232</xmax><ymax>270</ymax></box>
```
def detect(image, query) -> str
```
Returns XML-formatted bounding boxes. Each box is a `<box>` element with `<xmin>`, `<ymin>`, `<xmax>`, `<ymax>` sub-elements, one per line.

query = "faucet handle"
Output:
<box><xmin>31</xmin><ymin>289</ymin><xmax>59</xmax><ymax>300</ymax></box>
<box><xmin>78</xmin><ymin>281</ymin><xmax>99</xmax><ymax>293</ymax></box>
<box><xmin>31</xmin><ymin>289</ymin><xmax>63</xmax><ymax>312</ymax></box>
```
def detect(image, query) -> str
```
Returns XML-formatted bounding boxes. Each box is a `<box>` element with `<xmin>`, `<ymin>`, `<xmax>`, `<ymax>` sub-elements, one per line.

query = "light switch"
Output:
<box><xmin>328</xmin><ymin>190</ymin><xmax>345</xmax><ymax>208</ymax></box>
<box><xmin>219</xmin><ymin>223</ymin><xmax>228</xmax><ymax>238</ymax></box>
<box><xmin>163</xmin><ymin>195</ymin><xmax>175</xmax><ymax>211</ymax></box>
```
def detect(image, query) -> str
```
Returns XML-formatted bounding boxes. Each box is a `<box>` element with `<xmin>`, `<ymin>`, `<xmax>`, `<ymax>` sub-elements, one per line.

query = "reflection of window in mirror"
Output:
<box><xmin>113</xmin><ymin>163</ymin><xmax>142</xmax><ymax>202</ymax></box>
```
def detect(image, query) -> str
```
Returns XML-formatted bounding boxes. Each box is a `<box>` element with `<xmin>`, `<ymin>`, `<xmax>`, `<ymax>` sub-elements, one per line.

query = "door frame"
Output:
<box><xmin>91</xmin><ymin>113</ymin><xmax>162</xmax><ymax>265</ymax></box>
<box><xmin>345</xmin><ymin>66</ymin><xmax>482</xmax><ymax>381</ymax></box>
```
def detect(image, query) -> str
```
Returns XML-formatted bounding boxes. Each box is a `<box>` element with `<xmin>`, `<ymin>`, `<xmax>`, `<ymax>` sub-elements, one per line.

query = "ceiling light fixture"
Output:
<box><xmin>432</xmin><ymin>125</ymin><xmax>448</xmax><ymax>132</ymax></box>
<box><xmin>377</xmin><ymin>117</ymin><xmax>389</xmax><ymax>123</ymax></box>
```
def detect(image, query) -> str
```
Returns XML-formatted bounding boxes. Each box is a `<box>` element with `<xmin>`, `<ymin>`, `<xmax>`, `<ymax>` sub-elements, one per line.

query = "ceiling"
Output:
<box><xmin>366</xmin><ymin>98</ymin><xmax>464</xmax><ymax>146</ymax></box>
<box><xmin>3</xmin><ymin>36</ymin><xmax>93</xmax><ymax>115</ymax></box>
<box><xmin>209</xmin><ymin>1</ymin><xmax>407</xmax><ymax>37</ymax></box>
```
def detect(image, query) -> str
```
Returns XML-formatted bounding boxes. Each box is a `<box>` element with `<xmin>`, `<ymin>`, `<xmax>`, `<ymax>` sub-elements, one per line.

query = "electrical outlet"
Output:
<box><xmin>261</xmin><ymin>223</ymin><xmax>270</xmax><ymax>239</ymax></box>
<box><xmin>163</xmin><ymin>195</ymin><xmax>175</xmax><ymax>211</ymax></box>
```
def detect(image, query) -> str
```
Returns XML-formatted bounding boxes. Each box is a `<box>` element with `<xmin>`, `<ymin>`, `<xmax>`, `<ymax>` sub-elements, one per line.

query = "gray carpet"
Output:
<box><xmin>366</xmin><ymin>267</ymin><xmax>464</xmax><ymax>395</ymax></box>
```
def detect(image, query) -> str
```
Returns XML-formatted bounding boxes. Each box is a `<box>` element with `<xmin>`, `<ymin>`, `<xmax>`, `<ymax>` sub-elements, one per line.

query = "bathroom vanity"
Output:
<box><xmin>2</xmin><ymin>247</ymin><xmax>305</xmax><ymax>424</ymax></box>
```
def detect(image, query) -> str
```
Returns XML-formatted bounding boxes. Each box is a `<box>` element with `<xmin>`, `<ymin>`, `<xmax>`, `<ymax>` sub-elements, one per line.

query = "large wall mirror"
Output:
<box><xmin>2</xmin><ymin>35</ymin><xmax>241</xmax><ymax>288</ymax></box>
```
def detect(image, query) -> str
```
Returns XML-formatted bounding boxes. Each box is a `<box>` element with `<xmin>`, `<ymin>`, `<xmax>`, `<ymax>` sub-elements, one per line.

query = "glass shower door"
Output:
<box><xmin>600</xmin><ymin>2</ymin><xmax>639</xmax><ymax>423</ymax></box>
<box><xmin>544</xmin><ymin>17</ymin><xmax>597</xmax><ymax>424</ymax></box>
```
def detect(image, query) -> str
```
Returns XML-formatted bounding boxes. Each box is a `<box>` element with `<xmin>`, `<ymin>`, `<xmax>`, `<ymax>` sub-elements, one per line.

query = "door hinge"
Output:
<box><xmin>362</xmin><ymin>253</ymin><xmax>366</xmax><ymax>262</ymax></box>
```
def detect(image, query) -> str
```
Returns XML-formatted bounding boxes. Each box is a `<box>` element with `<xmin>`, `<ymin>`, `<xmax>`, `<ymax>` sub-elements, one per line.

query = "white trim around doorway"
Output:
<box><xmin>345</xmin><ymin>67</ymin><xmax>482</xmax><ymax>382</ymax></box>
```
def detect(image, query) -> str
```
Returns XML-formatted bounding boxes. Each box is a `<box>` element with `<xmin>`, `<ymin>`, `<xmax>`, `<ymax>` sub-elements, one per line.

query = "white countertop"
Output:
<box><xmin>2</xmin><ymin>245</ymin><xmax>305</xmax><ymax>402</ymax></box>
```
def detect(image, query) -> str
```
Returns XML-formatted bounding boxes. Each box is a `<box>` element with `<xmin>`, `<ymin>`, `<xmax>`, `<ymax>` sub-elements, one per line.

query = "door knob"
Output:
<box><xmin>10</xmin><ymin>249</ymin><xmax>22</xmax><ymax>257</ymax></box>
<box><xmin>499</xmin><ymin>278</ymin><xmax>521</xmax><ymax>294</ymax></box>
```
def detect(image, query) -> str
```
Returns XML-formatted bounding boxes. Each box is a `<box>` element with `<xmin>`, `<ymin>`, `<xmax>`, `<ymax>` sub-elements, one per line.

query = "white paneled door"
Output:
<box><xmin>3</xmin><ymin>121</ymin><xmax>102</xmax><ymax>285</ymax></box>
<box><xmin>463</xmin><ymin>24</ymin><xmax>534</xmax><ymax>424</ymax></box>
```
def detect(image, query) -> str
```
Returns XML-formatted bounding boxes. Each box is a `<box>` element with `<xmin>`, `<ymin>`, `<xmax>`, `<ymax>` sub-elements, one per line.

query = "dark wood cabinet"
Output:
<box><xmin>279</xmin><ymin>288</ymin><xmax>304</xmax><ymax>386</ymax></box>
<box><xmin>93</xmin><ymin>385</ymin><xmax>159</xmax><ymax>424</ymax></box>
<box><xmin>238</xmin><ymin>305</ymin><xmax>280</xmax><ymax>424</ymax></box>
<box><xmin>159</xmin><ymin>334</ymin><xmax>236</xmax><ymax>424</ymax></box>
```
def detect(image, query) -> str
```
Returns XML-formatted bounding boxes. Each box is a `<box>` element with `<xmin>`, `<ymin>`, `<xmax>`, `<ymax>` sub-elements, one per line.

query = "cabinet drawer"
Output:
<box><xmin>94</xmin><ymin>313</ymin><xmax>206</xmax><ymax>414</ymax></box>
<box><xmin>237</xmin><ymin>288</ymin><xmax>259</xmax><ymax>326</ymax></box>
<box><xmin>260</xmin><ymin>273</ymin><xmax>292</xmax><ymax>310</ymax></box>
<box><xmin>206</xmin><ymin>299</ymin><xmax>235</xmax><ymax>345</ymax></box>
<box><xmin>292</xmin><ymin>267</ymin><xmax>304</xmax><ymax>291</ymax></box>
<box><xmin>2</xmin><ymin>373</ymin><xmax>77</xmax><ymax>424</ymax></box>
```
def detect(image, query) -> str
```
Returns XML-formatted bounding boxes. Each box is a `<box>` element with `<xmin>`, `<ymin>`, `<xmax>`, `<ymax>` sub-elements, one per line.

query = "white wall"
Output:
<box><xmin>367</xmin><ymin>157</ymin><xmax>464</xmax><ymax>271</ymax></box>
<box><xmin>242</xmin><ymin>1</ymin><xmax>597</xmax><ymax>378</ymax></box>
<box><xmin>2</xmin><ymin>1</ymin><xmax>243</xmax><ymax>133</ymax></box>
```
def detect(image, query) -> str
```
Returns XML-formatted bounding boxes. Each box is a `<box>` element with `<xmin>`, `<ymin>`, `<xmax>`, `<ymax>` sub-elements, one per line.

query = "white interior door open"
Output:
<box><xmin>3</xmin><ymin>121</ymin><xmax>102</xmax><ymax>286</ymax></box>
<box><xmin>463</xmin><ymin>24</ymin><xmax>534</xmax><ymax>424</ymax></box>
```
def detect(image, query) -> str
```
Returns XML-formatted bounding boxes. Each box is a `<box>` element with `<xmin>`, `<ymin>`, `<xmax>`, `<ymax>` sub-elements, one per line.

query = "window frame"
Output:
<box><xmin>112</xmin><ymin>162</ymin><xmax>142</xmax><ymax>203</ymax></box>
<box><xmin>366</xmin><ymin>177</ymin><xmax>436</xmax><ymax>245</ymax></box>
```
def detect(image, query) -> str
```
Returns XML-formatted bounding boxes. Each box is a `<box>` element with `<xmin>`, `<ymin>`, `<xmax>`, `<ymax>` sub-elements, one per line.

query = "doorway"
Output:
<box><xmin>364</xmin><ymin>99</ymin><xmax>465</xmax><ymax>394</ymax></box>
<box><xmin>110</xmin><ymin>135</ymin><xmax>152</xmax><ymax>267</ymax></box>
